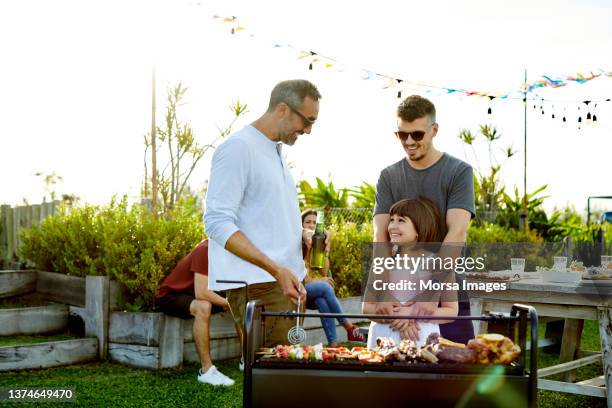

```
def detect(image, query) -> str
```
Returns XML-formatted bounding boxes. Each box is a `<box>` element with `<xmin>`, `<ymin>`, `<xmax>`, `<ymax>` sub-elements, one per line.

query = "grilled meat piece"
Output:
<box><xmin>399</xmin><ymin>339</ymin><xmax>419</xmax><ymax>359</ymax></box>
<box><xmin>436</xmin><ymin>347</ymin><xmax>478</xmax><ymax>364</ymax></box>
<box><xmin>377</xmin><ymin>347</ymin><xmax>401</xmax><ymax>362</ymax></box>
<box><xmin>376</xmin><ymin>337</ymin><xmax>397</xmax><ymax>349</ymax></box>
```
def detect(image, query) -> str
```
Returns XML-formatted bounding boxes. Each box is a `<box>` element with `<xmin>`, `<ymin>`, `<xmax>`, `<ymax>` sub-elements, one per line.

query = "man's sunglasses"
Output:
<box><xmin>394</xmin><ymin>130</ymin><xmax>426</xmax><ymax>142</ymax></box>
<box><xmin>286</xmin><ymin>103</ymin><xmax>315</xmax><ymax>128</ymax></box>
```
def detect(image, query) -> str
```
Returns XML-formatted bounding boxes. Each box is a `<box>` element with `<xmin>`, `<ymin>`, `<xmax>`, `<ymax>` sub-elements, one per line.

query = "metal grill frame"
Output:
<box><xmin>242</xmin><ymin>302</ymin><xmax>538</xmax><ymax>408</ymax></box>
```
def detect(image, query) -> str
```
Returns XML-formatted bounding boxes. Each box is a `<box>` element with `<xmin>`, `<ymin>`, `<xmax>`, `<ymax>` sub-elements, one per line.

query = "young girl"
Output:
<box><xmin>363</xmin><ymin>197</ymin><xmax>458</xmax><ymax>347</ymax></box>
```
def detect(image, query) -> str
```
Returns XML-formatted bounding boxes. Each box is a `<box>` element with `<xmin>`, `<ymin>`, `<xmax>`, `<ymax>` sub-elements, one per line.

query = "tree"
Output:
<box><xmin>458</xmin><ymin>124</ymin><xmax>515</xmax><ymax>224</ymax></box>
<box><xmin>143</xmin><ymin>83</ymin><xmax>247</xmax><ymax>215</ymax></box>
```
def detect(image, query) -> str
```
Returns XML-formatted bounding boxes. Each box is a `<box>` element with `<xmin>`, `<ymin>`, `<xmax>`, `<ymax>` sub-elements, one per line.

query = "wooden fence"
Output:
<box><xmin>0</xmin><ymin>201</ymin><xmax>59</xmax><ymax>267</ymax></box>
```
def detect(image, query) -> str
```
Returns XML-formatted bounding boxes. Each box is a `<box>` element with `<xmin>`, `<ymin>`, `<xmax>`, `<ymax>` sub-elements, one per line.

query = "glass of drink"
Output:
<box><xmin>602</xmin><ymin>255</ymin><xmax>612</xmax><ymax>270</ymax></box>
<box><xmin>511</xmin><ymin>258</ymin><xmax>525</xmax><ymax>273</ymax></box>
<box><xmin>553</xmin><ymin>256</ymin><xmax>568</xmax><ymax>272</ymax></box>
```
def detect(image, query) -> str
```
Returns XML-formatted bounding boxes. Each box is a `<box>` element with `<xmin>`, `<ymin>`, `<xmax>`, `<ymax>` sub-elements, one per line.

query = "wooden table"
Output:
<box><xmin>469</xmin><ymin>276</ymin><xmax>612</xmax><ymax>406</ymax></box>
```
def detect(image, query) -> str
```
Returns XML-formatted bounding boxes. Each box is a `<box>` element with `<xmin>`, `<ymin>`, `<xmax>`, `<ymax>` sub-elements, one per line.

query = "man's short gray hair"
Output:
<box><xmin>267</xmin><ymin>79</ymin><xmax>321</xmax><ymax>112</ymax></box>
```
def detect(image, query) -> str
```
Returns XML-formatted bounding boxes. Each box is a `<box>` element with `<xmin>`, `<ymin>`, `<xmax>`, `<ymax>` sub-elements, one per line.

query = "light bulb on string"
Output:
<box><xmin>307</xmin><ymin>51</ymin><xmax>317</xmax><ymax>70</ymax></box>
<box><xmin>584</xmin><ymin>100</ymin><xmax>592</xmax><ymax>121</ymax></box>
<box><xmin>551</xmin><ymin>104</ymin><xmax>555</xmax><ymax>119</ymax></box>
<box><xmin>487</xmin><ymin>96</ymin><xmax>495</xmax><ymax>114</ymax></box>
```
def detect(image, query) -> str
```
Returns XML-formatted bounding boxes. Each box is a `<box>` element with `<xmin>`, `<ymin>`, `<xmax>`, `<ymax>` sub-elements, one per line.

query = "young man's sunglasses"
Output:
<box><xmin>394</xmin><ymin>130</ymin><xmax>426</xmax><ymax>142</ymax></box>
<box><xmin>394</xmin><ymin>122</ymin><xmax>435</xmax><ymax>142</ymax></box>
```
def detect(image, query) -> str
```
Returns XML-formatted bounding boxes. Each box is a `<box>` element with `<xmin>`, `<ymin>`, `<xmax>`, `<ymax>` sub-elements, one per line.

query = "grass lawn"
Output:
<box><xmin>0</xmin><ymin>334</ymin><xmax>78</xmax><ymax>347</ymax></box>
<box><xmin>0</xmin><ymin>321</ymin><xmax>605</xmax><ymax>407</ymax></box>
<box><xmin>0</xmin><ymin>360</ymin><xmax>243</xmax><ymax>408</ymax></box>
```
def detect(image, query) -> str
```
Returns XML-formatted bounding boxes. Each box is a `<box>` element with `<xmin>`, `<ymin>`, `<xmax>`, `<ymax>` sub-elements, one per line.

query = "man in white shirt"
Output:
<box><xmin>205</xmin><ymin>79</ymin><xmax>321</xmax><ymax>346</ymax></box>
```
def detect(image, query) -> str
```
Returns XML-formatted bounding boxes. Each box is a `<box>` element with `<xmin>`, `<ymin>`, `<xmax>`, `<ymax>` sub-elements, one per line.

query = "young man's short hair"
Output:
<box><xmin>397</xmin><ymin>95</ymin><xmax>436</xmax><ymax>123</ymax></box>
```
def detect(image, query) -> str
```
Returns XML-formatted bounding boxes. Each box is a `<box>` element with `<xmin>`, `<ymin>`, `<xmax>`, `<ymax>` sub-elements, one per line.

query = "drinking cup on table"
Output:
<box><xmin>511</xmin><ymin>258</ymin><xmax>525</xmax><ymax>273</ymax></box>
<box><xmin>602</xmin><ymin>255</ymin><xmax>612</xmax><ymax>271</ymax></box>
<box><xmin>553</xmin><ymin>256</ymin><xmax>568</xmax><ymax>272</ymax></box>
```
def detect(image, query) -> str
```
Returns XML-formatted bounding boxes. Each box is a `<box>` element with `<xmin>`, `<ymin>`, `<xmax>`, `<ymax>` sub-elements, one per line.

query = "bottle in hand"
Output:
<box><xmin>309</xmin><ymin>211</ymin><xmax>326</xmax><ymax>270</ymax></box>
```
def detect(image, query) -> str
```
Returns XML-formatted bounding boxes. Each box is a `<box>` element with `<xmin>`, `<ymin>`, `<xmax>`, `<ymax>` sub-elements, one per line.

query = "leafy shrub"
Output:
<box><xmin>467</xmin><ymin>223</ymin><xmax>543</xmax><ymax>244</ymax></box>
<box><xmin>19</xmin><ymin>204</ymin><xmax>104</xmax><ymax>276</ymax></box>
<box><xmin>466</xmin><ymin>223</ymin><xmax>557</xmax><ymax>271</ymax></box>
<box><xmin>19</xmin><ymin>197</ymin><xmax>203</xmax><ymax>311</ymax></box>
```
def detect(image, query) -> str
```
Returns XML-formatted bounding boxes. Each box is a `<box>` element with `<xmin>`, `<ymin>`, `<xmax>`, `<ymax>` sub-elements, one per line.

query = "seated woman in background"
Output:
<box><xmin>362</xmin><ymin>197</ymin><xmax>458</xmax><ymax>347</ymax></box>
<box><xmin>302</xmin><ymin>209</ymin><xmax>365</xmax><ymax>346</ymax></box>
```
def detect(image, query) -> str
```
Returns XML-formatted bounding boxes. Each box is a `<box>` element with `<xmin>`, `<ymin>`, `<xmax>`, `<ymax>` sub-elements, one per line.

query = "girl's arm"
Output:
<box><xmin>362</xmin><ymin>301</ymin><xmax>376</xmax><ymax>314</ymax></box>
<box><xmin>428</xmin><ymin>300</ymin><xmax>458</xmax><ymax>325</ymax></box>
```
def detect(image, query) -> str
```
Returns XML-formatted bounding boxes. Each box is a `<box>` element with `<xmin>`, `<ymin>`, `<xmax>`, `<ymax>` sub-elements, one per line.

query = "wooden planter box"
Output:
<box><xmin>182</xmin><ymin>312</ymin><xmax>242</xmax><ymax>364</ymax></box>
<box><xmin>36</xmin><ymin>271</ymin><xmax>123</xmax><ymax>310</ymax></box>
<box><xmin>0</xmin><ymin>270</ymin><xmax>37</xmax><ymax>298</ymax></box>
<box><xmin>0</xmin><ymin>305</ymin><xmax>69</xmax><ymax>336</ymax></box>
<box><xmin>108</xmin><ymin>311</ymin><xmax>244</xmax><ymax>369</ymax></box>
<box><xmin>0</xmin><ymin>339</ymin><xmax>98</xmax><ymax>371</ymax></box>
<box><xmin>108</xmin><ymin>311</ymin><xmax>182</xmax><ymax>369</ymax></box>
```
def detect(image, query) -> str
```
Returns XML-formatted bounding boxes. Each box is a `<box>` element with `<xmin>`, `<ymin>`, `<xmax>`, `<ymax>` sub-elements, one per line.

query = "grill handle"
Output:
<box><xmin>244</xmin><ymin>299</ymin><xmax>262</xmax><ymax>408</ymax></box>
<box><xmin>511</xmin><ymin>303</ymin><xmax>538</xmax><ymax>408</ymax></box>
<box><xmin>260</xmin><ymin>311</ymin><xmax>519</xmax><ymax>321</ymax></box>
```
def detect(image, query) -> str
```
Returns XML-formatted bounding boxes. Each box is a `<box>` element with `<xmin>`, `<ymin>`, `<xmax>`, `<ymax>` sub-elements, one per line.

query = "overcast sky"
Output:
<box><xmin>1</xmin><ymin>0</ymin><xmax>611</xmax><ymax>213</ymax></box>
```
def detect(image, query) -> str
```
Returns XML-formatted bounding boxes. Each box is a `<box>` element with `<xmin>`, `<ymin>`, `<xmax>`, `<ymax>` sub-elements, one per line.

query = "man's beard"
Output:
<box><xmin>280</xmin><ymin>130</ymin><xmax>298</xmax><ymax>146</ymax></box>
<box><xmin>409</xmin><ymin>153</ymin><xmax>424</xmax><ymax>161</ymax></box>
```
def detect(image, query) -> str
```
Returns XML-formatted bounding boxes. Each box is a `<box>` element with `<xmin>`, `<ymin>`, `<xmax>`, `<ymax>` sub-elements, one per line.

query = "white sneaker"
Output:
<box><xmin>197</xmin><ymin>366</ymin><xmax>235</xmax><ymax>386</ymax></box>
<box><xmin>239</xmin><ymin>358</ymin><xmax>244</xmax><ymax>372</ymax></box>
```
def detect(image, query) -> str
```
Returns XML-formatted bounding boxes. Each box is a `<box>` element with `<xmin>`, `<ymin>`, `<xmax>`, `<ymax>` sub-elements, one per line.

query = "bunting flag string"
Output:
<box><xmin>523</xmin><ymin>71</ymin><xmax>612</xmax><ymax>92</ymax></box>
<box><xmin>202</xmin><ymin>9</ymin><xmax>612</xmax><ymax>115</ymax></box>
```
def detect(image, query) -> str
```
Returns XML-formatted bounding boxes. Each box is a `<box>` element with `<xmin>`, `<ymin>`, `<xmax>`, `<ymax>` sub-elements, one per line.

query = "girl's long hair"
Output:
<box><xmin>389</xmin><ymin>197</ymin><xmax>443</xmax><ymax>243</ymax></box>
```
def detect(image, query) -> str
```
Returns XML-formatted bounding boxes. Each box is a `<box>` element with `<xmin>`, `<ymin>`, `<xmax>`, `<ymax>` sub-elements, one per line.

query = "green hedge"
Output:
<box><xmin>467</xmin><ymin>223</ymin><xmax>543</xmax><ymax>244</ymax></box>
<box><xmin>18</xmin><ymin>197</ymin><xmax>203</xmax><ymax>311</ymax></box>
<box><xmin>327</xmin><ymin>221</ymin><xmax>373</xmax><ymax>298</ymax></box>
<box><xmin>19</xmin><ymin>198</ymin><xmax>608</xmax><ymax>305</ymax></box>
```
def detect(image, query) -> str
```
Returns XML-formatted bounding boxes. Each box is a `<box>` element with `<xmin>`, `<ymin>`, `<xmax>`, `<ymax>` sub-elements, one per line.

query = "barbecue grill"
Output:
<box><xmin>242</xmin><ymin>302</ymin><xmax>538</xmax><ymax>408</ymax></box>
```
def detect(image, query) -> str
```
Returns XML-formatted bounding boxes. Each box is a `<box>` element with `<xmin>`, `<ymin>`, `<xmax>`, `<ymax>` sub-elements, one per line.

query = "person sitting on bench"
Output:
<box><xmin>155</xmin><ymin>239</ymin><xmax>240</xmax><ymax>386</ymax></box>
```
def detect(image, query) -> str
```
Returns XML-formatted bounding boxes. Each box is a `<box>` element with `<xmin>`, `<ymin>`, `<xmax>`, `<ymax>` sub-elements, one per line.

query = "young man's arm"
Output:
<box><xmin>444</xmin><ymin>208</ymin><xmax>471</xmax><ymax>244</ymax></box>
<box><xmin>371</xmin><ymin>168</ymin><xmax>404</xmax><ymax>323</ymax></box>
<box><xmin>373</xmin><ymin>213</ymin><xmax>390</xmax><ymax>243</ymax></box>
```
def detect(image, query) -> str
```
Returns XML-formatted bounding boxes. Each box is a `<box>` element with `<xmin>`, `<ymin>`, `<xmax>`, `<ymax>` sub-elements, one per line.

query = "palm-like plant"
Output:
<box><xmin>474</xmin><ymin>165</ymin><xmax>505</xmax><ymax>223</ymax></box>
<box><xmin>496</xmin><ymin>184</ymin><xmax>560</xmax><ymax>238</ymax></box>
<box><xmin>298</xmin><ymin>178</ymin><xmax>349</xmax><ymax>209</ymax></box>
<box><xmin>348</xmin><ymin>182</ymin><xmax>376</xmax><ymax>209</ymax></box>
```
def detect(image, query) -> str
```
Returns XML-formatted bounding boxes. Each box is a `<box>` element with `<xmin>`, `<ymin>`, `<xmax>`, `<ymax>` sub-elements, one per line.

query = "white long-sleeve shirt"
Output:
<box><xmin>204</xmin><ymin>125</ymin><xmax>305</xmax><ymax>291</ymax></box>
